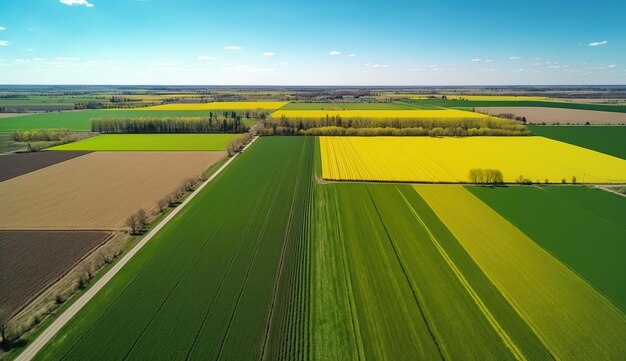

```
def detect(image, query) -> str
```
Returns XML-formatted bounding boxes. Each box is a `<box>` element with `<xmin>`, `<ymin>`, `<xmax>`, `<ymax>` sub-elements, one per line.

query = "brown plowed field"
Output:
<box><xmin>0</xmin><ymin>151</ymin><xmax>224</xmax><ymax>229</ymax></box>
<box><xmin>0</xmin><ymin>230</ymin><xmax>113</xmax><ymax>318</ymax></box>
<box><xmin>0</xmin><ymin>151</ymin><xmax>90</xmax><ymax>182</ymax></box>
<box><xmin>476</xmin><ymin>107</ymin><xmax>626</xmax><ymax>124</ymax></box>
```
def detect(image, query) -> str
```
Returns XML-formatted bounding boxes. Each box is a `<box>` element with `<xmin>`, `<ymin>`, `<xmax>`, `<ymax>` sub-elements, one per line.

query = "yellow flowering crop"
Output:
<box><xmin>271</xmin><ymin>109</ymin><xmax>488</xmax><ymax>119</ymax></box>
<box><xmin>320</xmin><ymin>136</ymin><xmax>626</xmax><ymax>183</ymax></box>
<box><xmin>140</xmin><ymin>101</ymin><xmax>288</xmax><ymax>110</ymax></box>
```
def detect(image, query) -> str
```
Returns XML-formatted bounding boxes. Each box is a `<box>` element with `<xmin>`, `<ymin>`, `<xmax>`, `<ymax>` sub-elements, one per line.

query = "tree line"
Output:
<box><xmin>260</xmin><ymin>115</ymin><xmax>530</xmax><ymax>136</ymax></box>
<box><xmin>468</xmin><ymin>168</ymin><xmax>504</xmax><ymax>184</ymax></box>
<box><xmin>91</xmin><ymin>116</ymin><xmax>250</xmax><ymax>134</ymax></box>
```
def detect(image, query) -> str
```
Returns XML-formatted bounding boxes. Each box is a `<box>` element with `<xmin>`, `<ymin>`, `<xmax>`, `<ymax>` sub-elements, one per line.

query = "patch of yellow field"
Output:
<box><xmin>140</xmin><ymin>101</ymin><xmax>288</xmax><ymax>110</ymax></box>
<box><xmin>319</xmin><ymin>136</ymin><xmax>626</xmax><ymax>183</ymax></box>
<box><xmin>271</xmin><ymin>109</ymin><xmax>488</xmax><ymax>119</ymax></box>
<box><xmin>411</xmin><ymin>95</ymin><xmax>554</xmax><ymax>101</ymax></box>
<box><xmin>414</xmin><ymin>185</ymin><xmax>626</xmax><ymax>360</ymax></box>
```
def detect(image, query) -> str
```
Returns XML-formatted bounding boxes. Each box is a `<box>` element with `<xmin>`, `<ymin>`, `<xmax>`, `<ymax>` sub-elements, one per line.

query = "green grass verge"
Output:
<box><xmin>49</xmin><ymin>134</ymin><xmax>237</xmax><ymax>151</ymax></box>
<box><xmin>279</xmin><ymin>102</ymin><xmax>416</xmax><ymax>110</ymax></box>
<box><xmin>0</xmin><ymin>110</ymin><xmax>257</xmax><ymax>132</ymax></box>
<box><xmin>468</xmin><ymin>185</ymin><xmax>626</xmax><ymax>313</ymax></box>
<box><xmin>529</xmin><ymin>125</ymin><xmax>626</xmax><ymax>159</ymax></box>
<box><xmin>406</xmin><ymin>99</ymin><xmax>626</xmax><ymax>112</ymax></box>
<box><xmin>34</xmin><ymin>137</ymin><xmax>314</xmax><ymax>361</ymax></box>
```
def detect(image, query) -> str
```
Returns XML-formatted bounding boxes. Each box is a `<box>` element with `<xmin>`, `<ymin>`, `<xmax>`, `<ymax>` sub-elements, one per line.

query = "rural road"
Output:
<box><xmin>15</xmin><ymin>136</ymin><xmax>259</xmax><ymax>361</ymax></box>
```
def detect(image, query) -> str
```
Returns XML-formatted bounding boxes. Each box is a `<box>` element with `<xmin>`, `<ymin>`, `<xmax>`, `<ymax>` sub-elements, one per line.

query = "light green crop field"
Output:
<box><xmin>49</xmin><ymin>134</ymin><xmax>238</xmax><ymax>151</ymax></box>
<box><xmin>0</xmin><ymin>109</ymin><xmax>257</xmax><ymax>131</ymax></box>
<box><xmin>468</xmin><ymin>185</ymin><xmax>626</xmax><ymax>312</ymax></box>
<box><xmin>35</xmin><ymin>137</ymin><xmax>314</xmax><ymax>361</ymax></box>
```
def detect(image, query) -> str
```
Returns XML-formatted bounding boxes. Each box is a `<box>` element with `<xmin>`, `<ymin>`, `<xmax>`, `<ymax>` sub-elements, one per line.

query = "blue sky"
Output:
<box><xmin>0</xmin><ymin>0</ymin><xmax>624</xmax><ymax>85</ymax></box>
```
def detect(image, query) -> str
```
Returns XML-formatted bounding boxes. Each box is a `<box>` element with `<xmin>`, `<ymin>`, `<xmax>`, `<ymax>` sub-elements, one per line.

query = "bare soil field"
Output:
<box><xmin>0</xmin><ymin>151</ymin><xmax>90</xmax><ymax>182</ymax></box>
<box><xmin>0</xmin><ymin>151</ymin><xmax>224</xmax><ymax>229</ymax></box>
<box><xmin>477</xmin><ymin>107</ymin><xmax>626</xmax><ymax>124</ymax></box>
<box><xmin>0</xmin><ymin>230</ymin><xmax>113</xmax><ymax>318</ymax></box>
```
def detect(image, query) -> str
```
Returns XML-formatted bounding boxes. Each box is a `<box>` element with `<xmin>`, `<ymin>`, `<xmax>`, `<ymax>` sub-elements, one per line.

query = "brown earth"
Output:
<box><xmin>0</xmin><ymin>151</ymin><xmax>225</xmax><ymax>229</ymax></box>
<box><xmin>476</xmin><ymin>107</ymin><xmax>626</xmax><ymax>125</ymax></box>
<box><xmin>0</xmin><ymin>113</ymin><xmax>30</xmax><ymax>119</ymax></box>
<box><xmin>0</xmin><ymin>230</ymin><xmax>113</xmax><ymax>318</ymax></box>
<box><xmin>0</xmin><ymin>151</ymin><xmax>90</xmax><ymax>182</ymax></box>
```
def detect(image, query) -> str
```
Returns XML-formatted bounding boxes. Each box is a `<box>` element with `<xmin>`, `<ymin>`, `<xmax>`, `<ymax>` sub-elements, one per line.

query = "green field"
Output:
<box><xmin>279</xmin><ymin>102</ymin><xmax>416</xmax><ymax>110</ymax></box>
<box><xmin>406</xmin><ymin>99</ymin><xmax>626</xmax><ymax>112</ymax></box>
<box><xmin>49</xmin><ymin>134</ymin><xmax>237</xmax><ymax>151</ymax></box>
<box><xmin>0</xmin><ymin>110</ymin><xmax>256</xmax><ymax>131</ymax></box>
<box><xmin>529</xmin><ymin>125</ymin><xmax>626</xmax><ymax>159</ymax></box>
<box><xmin>35</xmin><ymin>137</ymin><xmax>314</xmax><ymax>360</ymax></box>
<box><xmin>468</xmin><ymin>185</ymin><xmax>626</xmax><ymax>312</ymax></box>
<box><xmin>311</xmin><ymin>181</ymin><xmax>552</xmax><ymax>360</ymax></box>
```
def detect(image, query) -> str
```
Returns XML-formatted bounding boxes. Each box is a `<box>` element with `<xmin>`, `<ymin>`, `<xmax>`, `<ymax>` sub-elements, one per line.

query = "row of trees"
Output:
<box><xmin>11</xmin><ymin>128</ymin><xmax>70</xmax><ymax>142</ymax></box>
<box><xmin>261</xmin><ymin>115</ymin><xmax>530</xmax><ymax>136</ymax></box>
<box><xmin>260</xmin><ymin>125</ymin><xmax>530</xmax><ymax>137</ymax></box>
<box><xmin>91</xmin><ymin>116</ymin><xmax>250</xmax><ymax>134</ymax></box>
<box><xmin>468</xmin><ymin>168</ymin><xmax>504</xmax><ymax>184</ymax></box>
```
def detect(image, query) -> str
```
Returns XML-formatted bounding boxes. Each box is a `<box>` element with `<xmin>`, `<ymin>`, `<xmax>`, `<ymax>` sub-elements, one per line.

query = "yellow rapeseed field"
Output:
<box><xmin>415</xmin><ymin>185</ymin><xmax>626</xmax><ymax>360</ymax></box>
<box><xmin>140</xmin><ymin>101</ymin><xmax>288</xmax><ymax>110</ymax></box>
<box><xmin>320</xmin><ymin>136</ymin><xmax>626</xmax><ymax>183</ymax></box>
<box><xmin>271</xmin><ymin>109</ymin><xmax>488</xmax><ymax>119</ymax></box>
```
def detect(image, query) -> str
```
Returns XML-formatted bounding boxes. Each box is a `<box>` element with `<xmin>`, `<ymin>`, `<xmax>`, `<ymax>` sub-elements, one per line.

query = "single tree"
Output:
<box><xmin>126</xmin><ymin>213</ymin><xmax>139</xmax><ymax>235</ymax></box>
<box><xmin>0</xmin><ymin>308</ymin><xmax>11</xmax><ymax>347</ymax></box>
<box><xmin>137</xmin><ymin>208</ymin><xmax>148</xmax><ymax>230</ymax></box>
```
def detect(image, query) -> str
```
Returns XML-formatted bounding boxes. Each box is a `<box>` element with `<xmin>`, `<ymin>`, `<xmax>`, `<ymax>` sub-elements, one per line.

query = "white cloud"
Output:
<box><xmin>411</xmin><ymin>68</ymin><xmax>422</xmax><ymax>71</ymax></box>
<box><xmin>514</xmin><ymin>68</ymin><xmax>525</xmax><ymax>72</ymax></box>
<box><xmin>531</xmin><ymin>62</ymin><xmax>541</xmax><ymax>66</ymax></box>
<box><xmin>588</xmin><ymin>40</ymin><xmax>607</xmax><ymax>47</ymax></box>
<box><xmin>57</xmin><ymin>56</ymin><xmax>79</xmax><ymax>61</ymax></box>
<box><xmin>329</xmin><ymin>50</ymin><xmax>341</xmax><ymax>56</ymax></box>
<box><xmin>0</xmin><ymin>26</ymin><xmax>5</xmax><ymax>31</ymax></box>
<box><xmin>607</xmin><ymin>64</ymin><xmax>616</xmax><ymax>68</ymax></box>
<box><xmin>279</xmin><ymin>61</ymin><xmax>288</xmax><ymax>65</ymax></box>
<box><xmin>485</xmin><ymin>59</ymin><xmax>493</xmax><ymax>63</ymax></box>
<box><xmin>224</xmin><ymin>45</ymin><xmax>242</xmax><ymax>50</ymax></box>
<box><xmin>471</xmin><ymin>58</ymin><xmax>481</xmax><ymax>62</ymax></box>
<box><xmin>60</xmin><ymin>0</ymin><xmax>94</xmax><ymax>7</ymax></box>
<box><xmin>348</xmin><ymin>54</ymin><xmax>356</xmax><ymax>57</ymax></box>
<box><xmin>26</xmin><ymin>48</ymin><xmax>34</xmax><ymax>52</ymax></box>
<box><xmin>509</xmin><ymin>56</ymin><xmax>521</xmax><ymax>60</ymax></box>
<box><xmin>364</xmin><ymin>63</ymin><xmax>371</xmax><ymax>66</ymax></box>
<box><xmin>429</xmin><ymin>64</ymin><xmax>438</xmax><ymax>68</ymax></box>
<box><xmin>197</xmin><ymin>55</ymin><xmax>217</xmax><ymax>60</ymax></box>
<box><xmin>373</xmin><ymin>64</ymin><xmax>388</xmax><ymax>68</ymax></box>
<box><xmin>262</xmin><ymin>52</ymin><xmax>275</xmax><ymax>56</ymax></box>
<box><xmin>0</xmin><ymin>40</ymin><xmax>9</xmax><ymax>46</ymax></box>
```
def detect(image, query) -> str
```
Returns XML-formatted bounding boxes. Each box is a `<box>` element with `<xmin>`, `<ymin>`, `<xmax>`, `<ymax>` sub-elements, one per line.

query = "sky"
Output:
<box><xmin>0</xmin><ymin>0</ymin><xmax>625</xmax><ymax>85</ymax></box>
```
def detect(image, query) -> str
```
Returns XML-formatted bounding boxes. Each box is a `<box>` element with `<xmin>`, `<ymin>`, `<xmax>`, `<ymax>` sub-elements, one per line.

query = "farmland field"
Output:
<box><xmin>34</xmin><ymin>137</ymin><xmax>314</xmax><ymax>361</ymax></box>
<box><xmin>0</xmin><ymin>110</ymin><xmax>220</xmax><ymax>131</ymax></box>
<box><xmin>416</xmin><ymin>185</ymin><xmax>626</xmax><ymax>360</ymax></box>
<box><xmin>406</xmin><ymin>99</ymin><xmax>626</xmax><ymax>113</ymax></box>
<box><xmin>529</xmin><ymin>125</ymin><xmax>626</xmax><ymax>159</ymax></box>
<box><xmin>477</xmin><ymin>107</ymin><xmax>626</xmax><ymax>124</ymax></box>
<box><xmin>0</xmin><ymin>230</ymin><xmax>113</xmax><ymax>318</ymax></box>
<box><xmin>271</xmin><ymin>109</ymin><xmax>488</xmax><ymax>119</ymax></box>
<box><xmin>0</xmin><ymin>151</ymin><xmax>224</xmax><ymax>229</ymax></box>
<box><xmin>413</xmin><ymin>95</ymin><xmax>554</xmax><ymax>101</ymax></box>
<box><xmin>311</xmin><ymin>182</ymin><xmax>553</xmax><ymax>360</ymax></box>
<box><xmin>320</xmin><ymin>136</ymin><xmax>626</xmax><ymax>183</ymax></box>
<box><xmin>50</xmin><ymin>134</ymin><xmax>237</xmax><ymax>151</ymax></box>
<box><xmin>0</xmin><ymin>151</ymin><xmax>90</xmax><ymax>181</ymax></box>
<box><xmin>468</xmin><ymin>185</ymin><xmax>626</xmax><ymax>312</ymax></box>
<box><xmin>141</xmin><ymin>101</ymin><xmax>288</xmax><ymax>110</ymax></box>
<box><xmin>279</xmin><ymin>102</ymin><xmax>415</xmax><ymax>110</ymax></box>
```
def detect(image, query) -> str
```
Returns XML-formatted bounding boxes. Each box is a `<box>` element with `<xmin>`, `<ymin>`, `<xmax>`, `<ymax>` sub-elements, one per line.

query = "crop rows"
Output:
<box><xmin>34</xmin><ymin>137</ymin><xmax>314</xmax><ymax>361</ymax></box>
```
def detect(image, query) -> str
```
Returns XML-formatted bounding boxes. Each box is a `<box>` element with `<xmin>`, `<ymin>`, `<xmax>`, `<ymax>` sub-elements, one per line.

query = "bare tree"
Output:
<box><xmin>126</xmin><ymin>213</ymin><xmax>139</xmax><ymax>234</ymax></box>
<box><xmin>137</xmin><ymin>208</ymin><xmax>148</xmax><ymax>230</ymax></box>
<box><xmin>157</xmin><ymin>197</ymin><xmax>168</xmax><ymax>213</ymax></box>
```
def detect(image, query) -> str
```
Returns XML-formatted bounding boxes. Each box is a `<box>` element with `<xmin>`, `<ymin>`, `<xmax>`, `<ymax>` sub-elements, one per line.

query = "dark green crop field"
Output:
<box><xmin>468</xmin><ymin>185</ymin><xmax>626</xmax><ymax>312</ymax></box>
<box><xmin>407</xmin><ymin>99</ymin><xmax>626</xmax><ymax>113</ymax></box>
<box><xmin>35</xmin><ymin>137</ymin><xmax>314</xmax><ymax>361</ymax></box>
<box><xmin>530</xmin><ymin>125</ymin><xmax>626</xmax><ymax>159</ymax></box>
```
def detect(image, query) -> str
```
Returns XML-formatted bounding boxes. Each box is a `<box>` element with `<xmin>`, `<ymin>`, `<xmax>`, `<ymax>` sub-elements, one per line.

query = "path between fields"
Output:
<box><xmin>15</xmin><ymin>136</ymin><xmax>259</xmax><ymax>361</ymax></box>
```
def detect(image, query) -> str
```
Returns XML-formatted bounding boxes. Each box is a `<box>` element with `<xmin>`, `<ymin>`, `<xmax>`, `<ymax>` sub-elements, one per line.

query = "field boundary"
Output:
<box><xmin>14</xmin><ymin>136</ymin><xmax>259</xmax><ymax>361</ymax></box>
